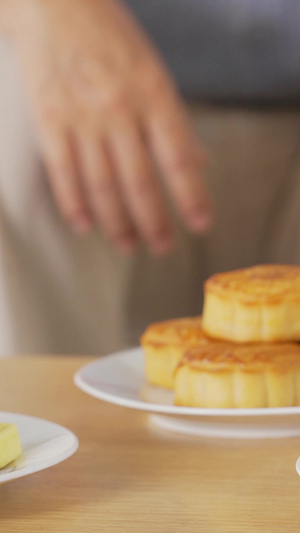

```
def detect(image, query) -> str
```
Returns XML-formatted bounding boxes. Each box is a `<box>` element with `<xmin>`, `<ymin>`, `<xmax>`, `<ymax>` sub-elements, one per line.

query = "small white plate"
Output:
<box><xmin>75</xmin><ymin>348</ymin><xmax>300</xmax><ymax>439</ymax></box>
<box><xmin>0</xmin><ymin>413</ymin><xmax>78</xmax><ymax>484</ymax></box>
<box><xmin>295</xmin><ymin>457</ymin><xmax>300</xmax><ymax>476</ymax></box>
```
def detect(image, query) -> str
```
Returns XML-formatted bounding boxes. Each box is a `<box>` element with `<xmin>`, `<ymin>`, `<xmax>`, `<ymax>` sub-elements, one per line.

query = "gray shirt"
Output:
<box><xmin>126</xmin><ymin>1</ymin><xmax>300</xmax><ymax>103</ymax></box>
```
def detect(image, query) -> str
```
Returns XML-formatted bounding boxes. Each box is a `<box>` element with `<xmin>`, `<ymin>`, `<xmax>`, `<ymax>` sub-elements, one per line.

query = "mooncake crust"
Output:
<box><xmin>140</xmin><ymin>316</ymin><xmax>205</xmax><ymax>347</ymax></box>
<box><xmin>205</xmin><ymin>265</ymin><xmax>300</xmax><ymax>305</ymax></box>
<box><xmin>175</xmin><ymin>342</ymin><xmax>300</xmax><ymax>408</ymax></box>
<box><xmin>180</xmin><ymin>343</ymin><xmax>300</xmax><ymax>373</ymax></box>
<box><xmin>202</xmin><ymin>265</ymin><xmax>300</xmax><ymax>342</ymax></box>
<box><xmin>141</xmin><ymin>316</ymin><xmax>211</xmax><ymax>389</ymax></box>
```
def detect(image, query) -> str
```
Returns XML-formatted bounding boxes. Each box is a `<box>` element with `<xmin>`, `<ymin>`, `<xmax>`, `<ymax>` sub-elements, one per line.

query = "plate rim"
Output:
<box><xmin>74</xmin><ymin>347</ymin><xmax>300</xmax><ymax>417</ymax></box>
<box><xmin>0</xmin><ymin>412</ymin><xmax>79</xmax><ymax>483</ymax></box>
<box><xmin>295</xmin><ymin>456</ymin><xmax>300</xmax><ymax>476</ymax></box>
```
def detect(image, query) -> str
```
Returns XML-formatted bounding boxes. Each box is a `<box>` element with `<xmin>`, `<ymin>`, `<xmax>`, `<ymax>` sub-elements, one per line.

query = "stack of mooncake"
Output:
<box><xmin>140</xmin><ymin>265</ymin><xmax>300</xmax><ymax>408</ymax></box>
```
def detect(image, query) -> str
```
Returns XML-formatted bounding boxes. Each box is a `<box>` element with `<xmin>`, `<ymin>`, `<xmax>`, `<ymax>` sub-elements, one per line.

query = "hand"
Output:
<box><xmin>4</xmin><ymin>0</ymin><xmax>213</xmax><ymax>254</ymax></box>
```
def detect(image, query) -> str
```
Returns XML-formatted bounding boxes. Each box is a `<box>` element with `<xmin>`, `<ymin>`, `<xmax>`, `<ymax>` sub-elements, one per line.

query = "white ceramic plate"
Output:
<box><xmin>295</xmin><ymin>456</ymin><xmax>300</xmax><ymax>476</ymax></box>
<box><xmin>75</xmin><ymin>348</ymin><xmax>300</xmax><ymax>439</ymax></box>
<box><xmin>0</xmin><ymin>412</ymin><xmax>78</xmax><ymax>484</ymax></box>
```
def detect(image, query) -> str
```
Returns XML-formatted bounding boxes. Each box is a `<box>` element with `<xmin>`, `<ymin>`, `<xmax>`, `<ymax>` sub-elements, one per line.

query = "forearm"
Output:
<box><xmin>0</xmin><ymin>0</ymin><xmax>38</xmax><ymax>40</ymax></box>
<box><xmin>0</xmin><ymin>0</ymin><xmax>17</xmax><ymax>34</ymax></box>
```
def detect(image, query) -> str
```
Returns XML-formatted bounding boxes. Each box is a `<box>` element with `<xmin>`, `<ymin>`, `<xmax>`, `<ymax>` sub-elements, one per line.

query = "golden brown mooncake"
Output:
<box><xmin>202</xmin><ymin>264</ymin><xmax>300</xmax><ymax>343</ymax></box>
<box><xmin>174</xmin><ymin>342</ymin><xmax>300</xmax><ymax>408</ymax></box>
<box><xmin>140</xmin><ymin>316</ymin><xmax>211</xmax><ymax>389</ymax></box>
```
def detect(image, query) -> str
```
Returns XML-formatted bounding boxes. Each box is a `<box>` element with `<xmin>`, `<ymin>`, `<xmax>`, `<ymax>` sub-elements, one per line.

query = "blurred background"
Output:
<box><xmin>0</xmin><ymin>0</ymin><xmax>300</xmax><ymax>357</ymax></box>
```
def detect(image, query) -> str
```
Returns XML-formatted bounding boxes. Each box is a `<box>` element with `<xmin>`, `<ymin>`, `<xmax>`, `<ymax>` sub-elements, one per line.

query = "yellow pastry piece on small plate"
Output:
<box><xmin>202</xmin><ymin>264</ymin><xmax>300</xmax><ymax>343</ymax></box>
<box><xmin>175</xmin><ymin>342</ymin><xmax>300</xmax><ymax>408</ymax></box>
<box><xmin>0</xmin><ymin>423</ymin><xmax>22</xmax><ymax>469</ymax></box>
<box><xmin>140</xmin><ymin>316</ymin><xmax>212</xmax><ymax>389</ymax></box>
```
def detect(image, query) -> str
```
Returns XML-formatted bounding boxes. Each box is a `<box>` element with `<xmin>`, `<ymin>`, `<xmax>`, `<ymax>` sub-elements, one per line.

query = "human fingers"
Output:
<box><xmin>78</xmin><ymin>132</ymin><xmax>138</xmax><ymax>252</ymax></box>
<box><xmin>108</xmin><ymin>112</ymin><xmax>174</xmax><ymax>255</ymax></box>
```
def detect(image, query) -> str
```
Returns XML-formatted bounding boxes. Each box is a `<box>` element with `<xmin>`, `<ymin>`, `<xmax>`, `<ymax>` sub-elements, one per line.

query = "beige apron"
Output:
<box><xmin>1</xmin><ymin>38</ymin><xmax>300</xmax><ymax>356</ymax></box>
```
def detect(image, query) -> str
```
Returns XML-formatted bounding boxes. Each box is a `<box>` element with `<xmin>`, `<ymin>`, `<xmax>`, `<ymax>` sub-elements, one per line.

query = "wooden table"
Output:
<box><xmin>1</xmin><ymin>356</ymin><xmax>300</xmax><ymax>532</ymax></box>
